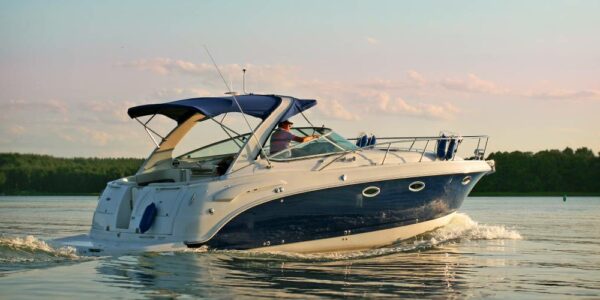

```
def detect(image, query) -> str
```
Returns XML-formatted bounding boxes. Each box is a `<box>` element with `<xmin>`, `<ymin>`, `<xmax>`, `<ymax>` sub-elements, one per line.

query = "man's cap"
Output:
<box><xmin>279</xmin><ymin>119</ymin><xmax>293</xmax><ymax>125</ymax></box>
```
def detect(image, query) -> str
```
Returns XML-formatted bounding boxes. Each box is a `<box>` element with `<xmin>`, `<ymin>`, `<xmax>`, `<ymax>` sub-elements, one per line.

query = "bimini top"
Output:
<box><xmin>128</xmin><ymin>94</ymin><xmax>317</xmax><ymax>123</ymax></box>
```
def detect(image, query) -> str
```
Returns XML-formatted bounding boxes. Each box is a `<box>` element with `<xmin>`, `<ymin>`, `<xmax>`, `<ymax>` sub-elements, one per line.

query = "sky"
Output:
<box><xmin>1</xmin><ymin>0</ymin><xmax>599</xmax><ymax>158</ymax></box>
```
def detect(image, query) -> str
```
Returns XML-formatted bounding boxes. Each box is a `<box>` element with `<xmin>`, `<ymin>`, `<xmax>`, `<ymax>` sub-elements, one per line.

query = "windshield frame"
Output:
<box><xmin>175</xmin><ymin>132</ymin><xmax>252</xmax><ymax>161</ymax></box>
<box><xmin>267</xmin><ymin>127</ymin><xmax>359</xmax><ymax>162</ymax></box>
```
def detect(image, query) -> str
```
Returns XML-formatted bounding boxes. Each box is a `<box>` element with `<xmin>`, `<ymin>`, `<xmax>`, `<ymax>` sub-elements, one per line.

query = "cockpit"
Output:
<box><xmin>171</xmin><ymin>127</ymin><xmax>357</xmax><ymax>176</ymax></box>
<box><xmin>126</xmin><ymin>95</ymin><xmax>359</xmax><ymax>182</ymax></box>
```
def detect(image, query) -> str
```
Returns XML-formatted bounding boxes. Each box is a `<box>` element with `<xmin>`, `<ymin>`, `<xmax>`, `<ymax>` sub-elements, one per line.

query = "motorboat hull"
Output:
<box><xmin>53</xmin><ymin>162</ymin><xmax>490</xmax><ymax>254</ymax></box>
<box><xmin>253</xmin><ymin>212</ymin><xmax>457</xmax><ymax>253</ymax></box>
<box><xmin>196</xmin><ymin>171</ymin><xmax>485</xmax><ymax>251</ymax></box>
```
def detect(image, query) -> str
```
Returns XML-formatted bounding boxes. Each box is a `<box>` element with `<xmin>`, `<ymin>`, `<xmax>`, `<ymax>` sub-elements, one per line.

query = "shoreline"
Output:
<box><xmin>470</xmin><ymin>192</ymin><xmax>600</xmax><ymax>197</ymax></box>
<box><xmin>2</xmin><ymin>192</ymin><xmax>599</xmax><ymax>197</ymax></box>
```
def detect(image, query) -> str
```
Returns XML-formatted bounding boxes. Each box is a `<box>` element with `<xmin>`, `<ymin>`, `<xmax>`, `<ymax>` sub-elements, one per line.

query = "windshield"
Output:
<box><xmin>268</xmin><ymin>127</ymin><xmax>358</xmax><ymax>161</ymax></box>
<box><xmin>176</xmin><ymin>133</ymin><xmax>250</xmax><ymax>161</ymax></box>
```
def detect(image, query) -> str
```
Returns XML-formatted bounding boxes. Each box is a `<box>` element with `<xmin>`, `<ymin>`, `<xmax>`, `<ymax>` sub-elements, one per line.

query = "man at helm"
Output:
<box><xmin>269</xmin><ymin>120</ymin><xmax>318</xmax><ymax>155</ymax></box>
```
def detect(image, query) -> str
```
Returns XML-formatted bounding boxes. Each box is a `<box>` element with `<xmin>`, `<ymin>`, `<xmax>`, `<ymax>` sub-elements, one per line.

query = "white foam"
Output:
<box><xmin>208</xmin><ymin>213</ymin><xmax>522</xmax><ymax>261</ymax></box>
<box><xmin>427</xmin><ymin>213</ymin><xmax>522</xmax><ymax>245</ymax></box>
<box><xmin>182</xmin><ymin>245</ymin><xmax>209</xmax><ymax>253</ymax></box>
<box><xmin>0</xmin><ymin>235</ymin><xmax>79</xmax><ymax>262</ymax></box>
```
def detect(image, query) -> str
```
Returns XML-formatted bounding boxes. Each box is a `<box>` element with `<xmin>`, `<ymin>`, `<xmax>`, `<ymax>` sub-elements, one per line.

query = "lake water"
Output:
<box><xmin>0</xmin><ymin>196</ymin><xmax>599</xmax><ymax>299</ymax></box>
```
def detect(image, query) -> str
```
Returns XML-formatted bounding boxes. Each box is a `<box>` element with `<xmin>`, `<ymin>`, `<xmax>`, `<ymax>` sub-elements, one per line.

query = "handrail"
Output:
<box><xmin>347</xmin><ymin>135</ymin><xmax>489</xmax><ymax>140</ymax></box>
<box><xmin>319</xmin><ymin>135</ymin><xmax>489</xmax><ymax>171</ymax></box>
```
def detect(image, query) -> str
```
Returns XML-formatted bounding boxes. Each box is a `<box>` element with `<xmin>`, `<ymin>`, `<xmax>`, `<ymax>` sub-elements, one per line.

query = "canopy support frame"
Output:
<box><xmin>135</xmin><ymin>114</ymin><xmax>166</xmax><ymax>148</ymax></box>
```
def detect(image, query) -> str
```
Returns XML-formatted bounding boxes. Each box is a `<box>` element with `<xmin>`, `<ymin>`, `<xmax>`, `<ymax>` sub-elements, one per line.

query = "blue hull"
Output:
<box><xmin>203</xmin><ymin>172</ymin><xmax>486</xmax><ymax>250</ymax></box>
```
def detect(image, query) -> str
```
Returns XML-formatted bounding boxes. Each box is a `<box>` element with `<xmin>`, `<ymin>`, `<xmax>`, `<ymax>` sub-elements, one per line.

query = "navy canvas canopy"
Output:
<box><xmin>128</xmin><ymin>94</ymin><xmax>317</xmax><ymax>123</ymax></box>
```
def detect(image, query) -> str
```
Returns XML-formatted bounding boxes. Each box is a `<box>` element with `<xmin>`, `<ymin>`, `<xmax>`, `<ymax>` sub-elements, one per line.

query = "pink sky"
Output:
<box><xmin>1</xmin><ymin>1</ymin><xmax>599</xmax><ymax>157</ymax></box>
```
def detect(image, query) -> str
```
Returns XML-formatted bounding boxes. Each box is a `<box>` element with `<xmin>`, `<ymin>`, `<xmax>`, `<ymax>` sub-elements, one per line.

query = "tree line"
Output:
<box><xmin>0</xmin><ymin>153</ymin><xmax>143</xmax><ymax>194</ymax></box>
<box><xmin>0</xmin><ymin>148</ymin><xmax>598</xmax><ymax>195</ymax></box>
<box><xmin>471</xmin><ymin>147</ymin><xmax>599</xmax><ymax>195</ymax></box>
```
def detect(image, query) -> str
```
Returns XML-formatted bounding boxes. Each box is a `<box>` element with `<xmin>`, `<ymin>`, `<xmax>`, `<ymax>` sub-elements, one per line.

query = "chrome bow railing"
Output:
<box><xmin>319</xmin><ymin>135</ymin><xmax>489</xmax><ymax>171</ymax></box>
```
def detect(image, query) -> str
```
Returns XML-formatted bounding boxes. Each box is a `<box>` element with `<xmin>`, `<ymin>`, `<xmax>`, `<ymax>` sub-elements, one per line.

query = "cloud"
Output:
<box><xmin>47</xmin><ymin>99</ymin><xmax>69</xmax><ymax>115</ymax></box>
<box><xmin>119</xmin><ymin>58</ymin><xmax>299</xmax><ymax>91</ymax></box>
<box><xmin>2</xmin><ymin>99</ymin><xmax>69</xmax><ymax>115</ymax></box>
<box><xmin>118</xmin><ymin>58</ymin><xmax>206</xmax><ymax>75</ymax></box>
<box><xmin>317</xmin><ymin>99</ymin><xmax>361</xmax><ymax>121</ymax></box>
<box><xmin>357</xmin><ymin>71</ymin><xmax>427</xmax><ymax>91</ymax></box>
<box><xmin>55</xmin><ymin>131</ymin><xmax>76</xmax><ymax>143</ymax></box>
<box><xmin>75</xmin><ymin>127</ymin><xmax>115</xmax><ymax>146</ymax></box>
<box><xmin>80</xmin><ymin>100</ymin><xmax>141</xmax><ymax>123</ymax></box>
<box><xmin>6</xmin><ymin>125</ymin><xmax>26</xmax><ymax>136</ymax></box>
<box><xmin>523</xmin><ymin>89</ymin><xmax>600</xmax><ymax>100</ymax></box>
<box><xmin>154</xmin><ymin>88</ymin><xmax>212</xmax><ymax>99</ymax></box>
<box><xmin>440</xmin><ymin>74</ymin><xmax>508</xmax><ymax>95</ymax></box>
<box><xmin>363</xmin><ymin>92</ymin><xmax>459</xmax><ymax>120</ymax></box>
<box><xmin>366</xmin><ymin>37</ymin><xmax>379</xmax><ymax>45</ymax></box>
<box><xmin>121</xmin><ymin>58</ymin><xmax>599</xmax><ymax>123</ymax></box>
<box><xmin>407</xmin><ymin>70</ymin><xmax>426</xmax><ymax>87</ymax></box>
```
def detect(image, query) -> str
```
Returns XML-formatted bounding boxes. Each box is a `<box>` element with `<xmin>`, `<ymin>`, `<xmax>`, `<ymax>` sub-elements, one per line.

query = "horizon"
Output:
<box><xmin>1</xmin><ymin>1</ymin><xmax>599</xmax><ymax>158</ymax></box>
<box><xmin>1</xmin><ymin>145</ymin><xmax>598</xmax><ymax>159</ymax></box>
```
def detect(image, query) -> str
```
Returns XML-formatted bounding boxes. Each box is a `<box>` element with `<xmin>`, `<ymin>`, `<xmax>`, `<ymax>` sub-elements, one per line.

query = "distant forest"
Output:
<box><xmin>0</xmin><ymin>153</ymin><xmax>143</xmax><ymax>195</ymax></box>
<box><xmin>0</xmin><ymin>148</ymin><xmax>598</xmax><ymax>195</ymax></box>
<box><xmin>471</xmin><ymin>147</ymin><xmax>599</xmax><ymax>195</ymax></box>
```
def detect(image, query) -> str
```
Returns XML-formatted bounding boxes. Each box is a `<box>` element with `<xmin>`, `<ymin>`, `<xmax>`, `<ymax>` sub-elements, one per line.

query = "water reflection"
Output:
<box><xmin>95</xmin><ymin>246</ymin><xmax>476</xmax><ymax>298</ymax></box>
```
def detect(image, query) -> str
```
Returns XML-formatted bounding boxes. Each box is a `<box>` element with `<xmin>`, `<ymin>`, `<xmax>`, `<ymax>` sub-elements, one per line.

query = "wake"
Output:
<box><xmin>0</xmin><ymin>235</ymin><xmax>80</xmax><ymax>264</ymax></box>
<box><xmin>0</xmin><ymin>213</ymin><xmax>521</xmax><ymax>264</ymax></box>
<box><xmin>205</xmin><ymin>213</ymin><xmax>522</xmax><ymax>261</ymax></box>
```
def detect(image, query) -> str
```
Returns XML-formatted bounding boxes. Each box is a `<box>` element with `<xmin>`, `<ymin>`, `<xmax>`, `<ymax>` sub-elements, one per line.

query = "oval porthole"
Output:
<box><xmin>409</xmin><ymin>181</ymin><xmax>425</xmax><ymax>192</ymax></box>
<box><xmin>462</xmin><ymin>176</ymin><xmax>472</xmax><ymax>185</ymax></box>
<box><xmin>362</xmin><ymin>186</ymin><xmax>381</xmax><ymax>197</ymax></box>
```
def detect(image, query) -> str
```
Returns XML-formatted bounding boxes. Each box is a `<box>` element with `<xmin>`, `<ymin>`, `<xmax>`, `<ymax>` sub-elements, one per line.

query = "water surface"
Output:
<box><xmin>1</xmin><ymin>196</ymin><xmax>599</xmax><ymax>299</ymax></box>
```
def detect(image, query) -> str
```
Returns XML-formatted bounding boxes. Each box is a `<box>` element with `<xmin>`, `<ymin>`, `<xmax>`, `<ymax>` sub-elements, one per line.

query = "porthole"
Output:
<box><xmin>362</xmin><ymin>186</ymin><xmax>381</xmax><ymax>197</ymax></box>
<box><xmin>462</xmin><ymin>176</ymin><xmax>472</xmax><ymax>185</ymax></box>
<box><xmin>409</xmin><ymin>181</ymin><xmax>425</xmax><ymax>192</ymax></box>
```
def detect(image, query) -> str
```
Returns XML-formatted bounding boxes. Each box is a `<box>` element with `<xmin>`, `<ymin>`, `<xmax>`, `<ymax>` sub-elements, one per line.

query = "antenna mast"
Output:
<box><xmin>203</xmin><ymin>46</ymin><xmax>272</xmax><ymax>168</ymax></box>
<box><xmin>242</xmin><ymin>68</ymin><xmax>247</xmax><ymax>94</ymax></box>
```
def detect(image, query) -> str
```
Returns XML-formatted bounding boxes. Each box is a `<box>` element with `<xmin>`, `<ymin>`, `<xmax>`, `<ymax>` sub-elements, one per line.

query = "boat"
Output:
<box><xmin>55</xmin><ymin>94</ymin><xmax>494</xmax><ymax>254</ymax></box>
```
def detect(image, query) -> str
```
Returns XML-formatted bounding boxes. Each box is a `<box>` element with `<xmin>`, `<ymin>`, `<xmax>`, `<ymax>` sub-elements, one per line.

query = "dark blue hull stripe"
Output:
<box><xmin>204</xmin><ymin>172</ymin><xmax>486</xmax><ymax>250</ymax></box>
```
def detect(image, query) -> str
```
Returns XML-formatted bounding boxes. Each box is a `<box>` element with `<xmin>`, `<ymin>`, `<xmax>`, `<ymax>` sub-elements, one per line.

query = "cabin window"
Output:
<box><xmin>462</xmin><ymin>176</ymin><xmax>472</xmax><ymax>185</ymax></box>
<box><xmin>362</xmin><ymin>186</ymin><xmax>381</xmax><ymax>197</ymax></box>
<box><xmin>409</xmin><ymin>181</ymin><xmax>425</xmax><ymax>192</ymax></box>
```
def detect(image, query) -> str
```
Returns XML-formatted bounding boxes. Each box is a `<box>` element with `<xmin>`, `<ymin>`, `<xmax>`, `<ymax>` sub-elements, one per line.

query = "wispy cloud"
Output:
<box><xmin>355</xmin><ymin>71</ymin><xmax>600</xmax><ymax>103</ymax></box>
<box><xmin>317</xmin><ymin>98</ymin><xmax>361</xmax><ymax>121</ymax></box>
<box><xmin>118</xmin><ymin>58</ymin><xmax>299</xmax><ymax>90</ymax></box>
<box><xmin>5</xmin><ymin>125</ymin><xmax>26</xmax><ymax>136</ymax></box>
<box><xmin>2</xmin><ymin>99</ymin><xmax>69</xmax><ymax>115</ymax></box>
<box><xmin>362</xmin><ymin>92</ymin><xmax>459</xmax><ymax>120</ymax></box>
<box><xmin>82</xmin><ymin>100</ymin><xmax>141</xmax><ymax>123</ymax></box>
<box><xmin>440</xmin><ymin>74</ymin><xmax>508</xmax><ymax>95</ymax></box>
<box><xmin>121</xmin><ymin>57</ymin><xmax>600</xmax><ymax>124</ymax></box>
<box><xmin>358</xmin><ymin>71</ymin><xmax>428</xmax><ymax>90</ymax></box>
<box><xmin>522</xmin><ymin>89</ymin><xmax>600</xmax><ymax>100</ymax></box>
<box><xmin>154</xmin><ymin>88</ymin><xmax>212</xmax><ymax>99</ymax></box>
<box><xmin>118</xmin><ymin>58</ymin><xmax>208</xmax><ymax>75</ymax></box>
<box><xmin>78</xmin><ymin>127</ymin><xmax>112</xmax><ymax>146</ymax></box>
<box><xmin>407</xmin><ymin>70</ymin><xmax>426</xmax><ymax>87</ymax></box>
<box><xmin>365</xmin><ymin>36</ymin><xmax>379</xmax><ymax>45</ymax></box>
